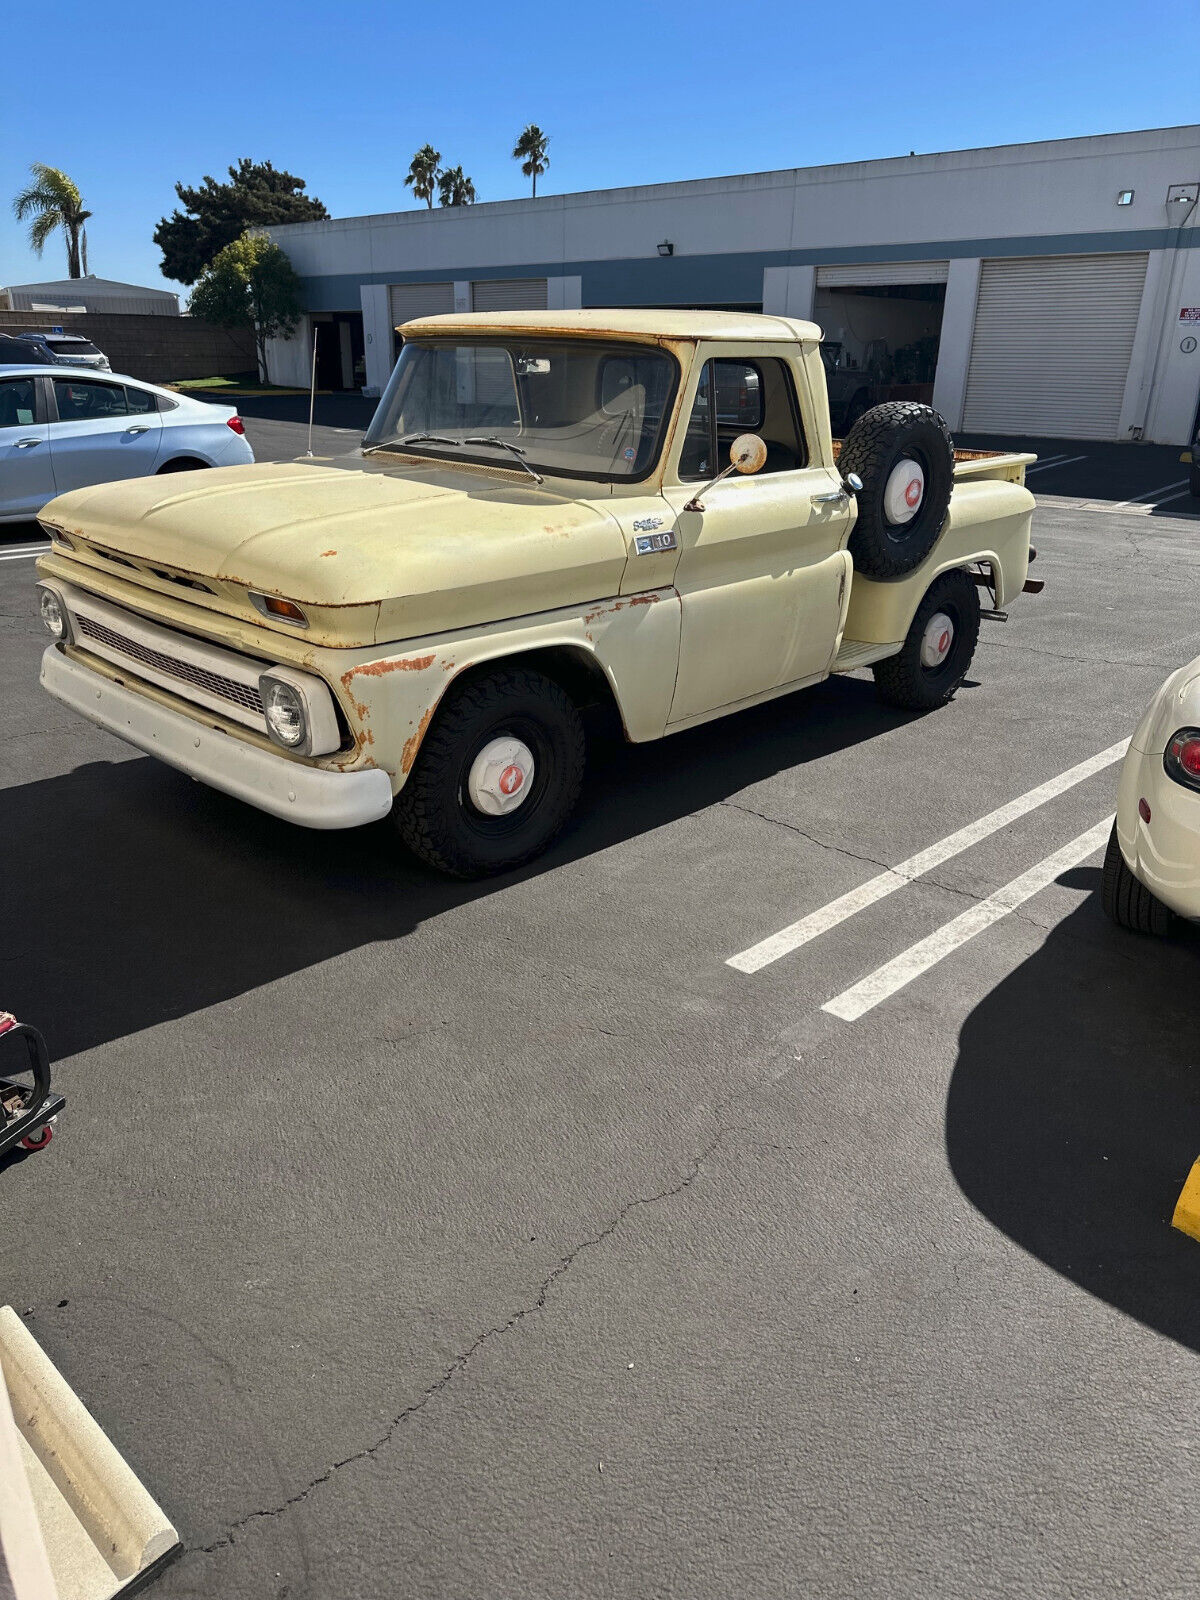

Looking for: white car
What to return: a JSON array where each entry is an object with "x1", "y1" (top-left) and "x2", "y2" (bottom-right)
[
  {"x1": 0, "y1": 366, "x2": 254, "y2": 524},
  {"x1": 1104, "y1": 655, "x2": 1200, "y2": 934}
]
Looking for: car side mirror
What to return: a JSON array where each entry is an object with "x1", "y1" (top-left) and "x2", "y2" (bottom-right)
[{"x1": 683, "y1": 433, "x2": 768, "y2": 512}]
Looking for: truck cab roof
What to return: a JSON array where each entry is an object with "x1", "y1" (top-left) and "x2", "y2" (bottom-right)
[{"x1": 399, "y1": 308, "x2": 824, "y2": 344}]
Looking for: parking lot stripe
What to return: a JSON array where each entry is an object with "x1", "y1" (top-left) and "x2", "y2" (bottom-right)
[
  {"x1": 1111, "y1": 479, "x2": 1189, "y2": 509},
  {"x1": 1025, "y1": 454, "x2": 1087, "y2": 475},
  {"x1": 821, "y1": 815, "x2": 1113, "y2": 1022},
  {"x1": 726, "y1": 741, "x2": 1129, "y2": 973},
  {"x1": 0, "y1": 546, "x2": 48, "y2": 562}
]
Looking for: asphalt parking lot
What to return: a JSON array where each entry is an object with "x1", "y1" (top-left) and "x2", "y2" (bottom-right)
[{"x1": 3, "y1": 412, "x2": 1200, "y2": 1599}]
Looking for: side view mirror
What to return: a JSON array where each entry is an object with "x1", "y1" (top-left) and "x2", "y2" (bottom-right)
[{"x1": 683, "y1": 433, "x2": 767, "y2": 512}]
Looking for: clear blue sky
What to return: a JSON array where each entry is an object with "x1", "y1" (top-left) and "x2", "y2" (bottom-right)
[{"x1": 4, "y1": 0, "x2": 1196, "y2": 299}]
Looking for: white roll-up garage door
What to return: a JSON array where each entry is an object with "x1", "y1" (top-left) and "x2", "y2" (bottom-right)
[
  {"x1": 388, "y1": 281, "x2": 454, "y2": 327},
  {"x1": 471, "y1": 278, "x2": 548, "y2": 312},
  {"x1": 816, "y1": 261, "x2": 949, "y2": 287},
  {"x1": 962, "y1": 253, "x2": 1148, "y2": 439}
]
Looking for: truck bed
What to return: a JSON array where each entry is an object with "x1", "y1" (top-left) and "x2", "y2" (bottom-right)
[{"x1": 832, "y1": 439, "x2": 1036, "y2": 486}]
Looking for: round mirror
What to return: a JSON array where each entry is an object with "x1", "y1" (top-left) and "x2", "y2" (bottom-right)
[{"x1": 731, "y1": 433, "x2": 768, "y2": 474}]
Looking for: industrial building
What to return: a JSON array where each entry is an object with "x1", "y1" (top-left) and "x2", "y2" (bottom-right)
[
  {"x1": 265, "y1": 125, "x2": 1200, "y2": 445},
  {"x1": 0, "y1": 276, "x2": 181, "y2": 316}
]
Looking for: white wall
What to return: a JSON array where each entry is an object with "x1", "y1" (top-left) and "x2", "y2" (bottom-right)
[
  {"x1": 931, "y1": 258, "x2": 982, "y2": 430},
  {"x1": 264, "y1": 316, "x2": 312, "y2": 388}
]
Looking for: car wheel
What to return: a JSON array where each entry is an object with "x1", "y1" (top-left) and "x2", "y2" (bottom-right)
[
  {"x1": 1100, "y1": 821, "x2": 1172, "y2": 935},
  {"x1": 156, "y1": 458, "x2": 208, "y2": 474},
  {"x1": 393, "y1": 666, "x2": 586, "y2": 878},
  {"x1": 840, "y1": 402, "x2": 956, "y2": 579},
  {"x1": 872, "y1": 568, "x2": 980, "y2": 711}
]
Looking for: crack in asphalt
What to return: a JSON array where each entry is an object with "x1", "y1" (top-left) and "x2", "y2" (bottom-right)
[
  {"x1": 196, "y1": 1127, "x2": 725, "y2": 1557},
  {"x1": 716, "y1": 799, "x2": 1078, "y2": 936},
  {"x1": 976, "y1": 636, "x2": 1181, "y2": 669}
]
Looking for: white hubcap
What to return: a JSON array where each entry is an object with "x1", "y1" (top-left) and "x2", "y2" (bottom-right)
[
  {"x1": 920, "y1": 611, "x2": 955, "y2": 668},
  {"x1": 883, "y1": 458, "x2": 925, "y2": 525},
  {"x1": 467, "y1": 735, "x2": 535, "y2": 816}
]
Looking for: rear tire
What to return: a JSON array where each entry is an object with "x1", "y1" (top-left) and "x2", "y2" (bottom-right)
[
  {"x1": 393, "y1": 667, "x2": 585, "y2": 878},
  {"x1": 873, "y1": 569, "x2": 980, "y2": 710},
  {"x1": 1101, "y1": 822, "x2": 1172, "y2": 935},
  {"x1": 840, "y1": 402, "x2": 955, "y2": 579},
  {"x1": 156, "y1": 458, "x2": 208, "y2": 473}
]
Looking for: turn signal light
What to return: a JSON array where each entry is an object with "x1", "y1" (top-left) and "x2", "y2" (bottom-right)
[
  {"x1": 248, "y1": 591, "x2": 309, "y2": 628},
  {"x1": 226, "y1": 416, "x2": 245, "y2": 435},
  {"x1": 1164, "y1": 728, "x2": 1200, "y2": 792}
]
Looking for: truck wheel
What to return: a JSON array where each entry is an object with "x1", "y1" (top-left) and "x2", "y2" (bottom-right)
[
  {"x1": 840, "y1": 402, "x2": 955, "y2": 579},
  {"x1": 872, "y1": 568, "x2": 980, "y2": 710},
  {"x1": 394, "y1": 667, "x2": 585, "y2": 878},
  {"x1": 1100, "y1": 822, "x2": 1172, "y2": 936}
]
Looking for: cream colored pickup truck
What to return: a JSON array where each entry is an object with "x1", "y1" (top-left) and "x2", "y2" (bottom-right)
[{"x1": 36, "y1": 310, "x2": 1037, "y2": 876}]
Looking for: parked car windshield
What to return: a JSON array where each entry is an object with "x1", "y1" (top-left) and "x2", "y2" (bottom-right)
[{"x1": 363, "y1": 338, "x2": 678, "y2": 482}]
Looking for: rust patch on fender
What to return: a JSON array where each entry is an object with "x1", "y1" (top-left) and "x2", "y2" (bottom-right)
[
  {"x1": 319, "y1": 549, "x2": 337, "y2": 557},
  {"x1": 349, "y1": 653, "x2": 437, "y2": 679},
  {"x1": 401, "y1": 705, "x2": 435, "y2": 774},
  {"x1": 628, "y1": 592, "x2": 659, "y2": 606}
]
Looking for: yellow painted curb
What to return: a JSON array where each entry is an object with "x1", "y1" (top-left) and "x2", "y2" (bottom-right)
[{"x1": 1171, "y1": 1157, "x2": 1200, "y2": 1242}]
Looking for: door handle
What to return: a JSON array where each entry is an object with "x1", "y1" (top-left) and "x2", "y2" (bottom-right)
[
  {"x1": 125, "y1": 425, "x2": 151, "y2": 435},
  {"x1": 811, "y1": 487, "x2": 848, "y2": 504},
  {"x1": 15, "y1": 438, "x2": 42, "y2": 449}
]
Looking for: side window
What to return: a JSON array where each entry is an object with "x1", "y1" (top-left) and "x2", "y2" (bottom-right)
[
  {"x1": 125, "y1": 386, "x2": 157, "y2": 414},
  {"x1": 0, "y1": 378, "x2": 37, "y2": 430},
  {"x1": 53, "y1": 379, "x2": 128, "y2": 422},
  {"x1": 679, "y1": 357, "x2": 807, "y2": 480}
]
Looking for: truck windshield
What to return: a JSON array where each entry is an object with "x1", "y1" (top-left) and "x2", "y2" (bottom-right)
[{"x1": 363, "y1": 338, "x2": 678, "y2": 482}]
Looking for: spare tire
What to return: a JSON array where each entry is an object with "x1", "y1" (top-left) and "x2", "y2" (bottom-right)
[{"x1": 839, "y1": 402, "x2": 955, "y2": 579}]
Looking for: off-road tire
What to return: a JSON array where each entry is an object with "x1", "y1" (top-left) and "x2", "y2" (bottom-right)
[
  {"x1": 872, "y1": 568, "x2": 980, "y2": 710},
  {"x1": 1101, "y1": 821, "x2": 1172, "y2": 936},
  {"x1": 840, "y1": 402, "x2": 955, "y2": 579},
  {"x1": 393, "y1": 667, "x2": 585, "y2": 878}
]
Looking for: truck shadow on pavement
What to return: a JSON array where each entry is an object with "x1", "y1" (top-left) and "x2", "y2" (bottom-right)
[
  {"x1": 7, "y1": 674, "x2": 912, "y2": 1061},
  {"x1": 946, "y1": 873, "x2": 1200, "y2": 1353}
]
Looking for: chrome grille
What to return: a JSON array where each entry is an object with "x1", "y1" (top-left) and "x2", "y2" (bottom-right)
[{"x1": 75, "y1": 613, "x2": 264, "y2": 717}]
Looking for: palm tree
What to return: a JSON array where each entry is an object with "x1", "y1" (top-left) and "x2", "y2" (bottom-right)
[
  {"x1": 437, "y1": 166, "x2": 477, "y2": 207},
  {"x1": 12, "y1": 164, "x2": 92, "y2": 278},
  {"x1": 512, "y1": 125, "x2": 549, "y2": 199},
  {"x1": 404, "y1": 145, "x2": 442, "y2": 210}
]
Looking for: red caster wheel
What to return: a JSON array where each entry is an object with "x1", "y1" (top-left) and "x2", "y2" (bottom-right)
[{"x1": 19, "y1": 1125, "x2": 52, "y2": 1151}]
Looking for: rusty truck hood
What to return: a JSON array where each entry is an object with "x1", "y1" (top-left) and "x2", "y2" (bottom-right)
[{"x1": 39, "y1": 459, "x2": 630, "y2": 647}]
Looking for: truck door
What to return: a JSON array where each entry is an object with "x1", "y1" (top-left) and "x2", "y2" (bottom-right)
[{"x1": 661, "y1": 350, "x2": 854, "y2": 726}]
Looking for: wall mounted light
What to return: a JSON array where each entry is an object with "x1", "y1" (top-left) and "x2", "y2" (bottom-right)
[
  {"x1": 1116, "y1": 189, "x2": 1134, "y2": 206},
  {"x1": 657, "y1": 240, "x2": 674, "y2": 257}
]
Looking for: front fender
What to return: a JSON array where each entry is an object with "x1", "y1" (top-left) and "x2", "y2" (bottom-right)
[{"x1": 321, "y1": 589, "x2": 683, "y2": 791}]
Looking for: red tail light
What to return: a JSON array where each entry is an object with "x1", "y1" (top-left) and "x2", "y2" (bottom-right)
[
  {"x1": 1164, "y1": 728, "x2": 1200, "y2": 792},
  {"x1": 226, "y1": 415, "x2": 245, "y2": 436}
]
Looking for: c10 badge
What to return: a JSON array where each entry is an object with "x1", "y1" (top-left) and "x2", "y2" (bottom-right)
[{"x1": 634, "y1": 528, "x2": 678, "y2": 555}]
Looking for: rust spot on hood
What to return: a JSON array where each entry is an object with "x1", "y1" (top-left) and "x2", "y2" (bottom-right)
[
  {"x1": 401, "y1": 705, "x2": 435, "y2": 774},
  {"x1": 319, "y1": 549, "x2": 337, "y2": 557}
]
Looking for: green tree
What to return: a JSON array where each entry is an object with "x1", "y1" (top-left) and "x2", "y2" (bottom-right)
[
  {"x1": 188, "y1": 234, "x2": 303, "y2": 384},
  {"x1": 404, "y1": 145, "x2": 442, "y2": 210},
  {"x1": 512, "y1": 125, "x2": 549, "y2": 199},
  {"x1": 154, "y1": 159, "x2": 327, "y2": 285},
  {"x1": 12, "y1": 164, "x2": 92, "y2": 278},
  {"x1": 437, "y1": 166, "x2": 477, "y2": 207}
]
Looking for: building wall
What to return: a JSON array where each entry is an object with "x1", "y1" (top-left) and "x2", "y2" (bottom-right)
[
  {"x1": 265, "y1": 126, "x2": 1200, "y2": 441},
  {"x1": 0, "y1": 310, "x2": 256, "y2": 384},
  {"x1": 5, "y1": 280, "x2": 180, "y2": 315}
]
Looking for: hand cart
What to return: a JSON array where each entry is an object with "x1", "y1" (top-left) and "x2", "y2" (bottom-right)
[{"x1": 0, "y1": 1013, "x2": 63, "y2": 1158}]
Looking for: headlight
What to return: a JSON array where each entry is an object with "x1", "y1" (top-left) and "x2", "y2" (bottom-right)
[
  {"x1": 37, "y1": 584, "x2": 71, "y2": 643},
  {"x1": 262, "y1": 680, "x2": 306, "y2": 748}
]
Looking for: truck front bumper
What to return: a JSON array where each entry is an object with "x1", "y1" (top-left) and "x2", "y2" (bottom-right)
[{"x1": 41, "y1": 645, "x2": 394, "y2": 831}]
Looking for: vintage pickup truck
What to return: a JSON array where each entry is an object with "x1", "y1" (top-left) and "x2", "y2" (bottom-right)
[{"x1": 35, "y1": 309, "x2": 1037, "y2": 876}]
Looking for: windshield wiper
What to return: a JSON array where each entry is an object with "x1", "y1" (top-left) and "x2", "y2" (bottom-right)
[
  {"x1": 462, "y1": 437, "x2": 545, "y2": 485},
  {"x1": 362, "y1": 432, "x2": 460, "y2": 456}
]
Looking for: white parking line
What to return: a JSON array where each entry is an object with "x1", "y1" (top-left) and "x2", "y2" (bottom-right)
[
  {"x1": 726, "y1": 740, "x2": 1129, "y2": 974},
  {"x1": 1111, "y1": 479, "x2": 1188, "y2": 509},
  {"x1": 822, "y1": 816, "x2": 1113, "y2": 1022},
  {"x1": 1025, "y1": 454, "x2": 1088, "y2": 475},
  {"x1": 0, "y1": 545, "x2": 48, "y2": 562}
]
